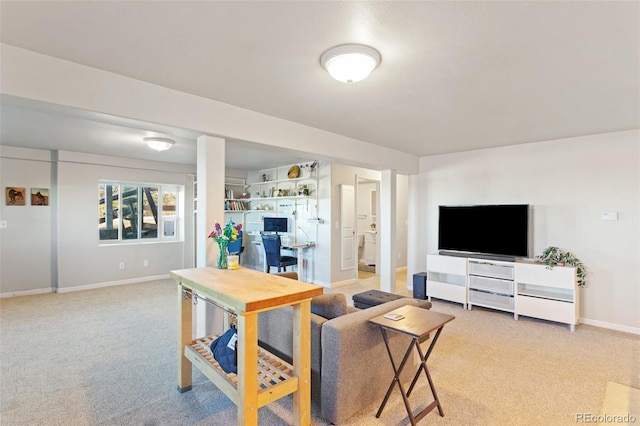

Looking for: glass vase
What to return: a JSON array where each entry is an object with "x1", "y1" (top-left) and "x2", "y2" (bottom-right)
[{"x1": 217, "y1": 241, "x2": 229, "y2": 269}]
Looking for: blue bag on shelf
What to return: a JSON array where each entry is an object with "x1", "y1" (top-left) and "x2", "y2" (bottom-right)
[{"x1": 210, "y1": 325, "x2": 238, "y2": 374}]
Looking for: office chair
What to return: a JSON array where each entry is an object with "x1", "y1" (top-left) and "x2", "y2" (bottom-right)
[
  {"x1": 227, "y1": 231, "x2": 244, "y2": 264},
  {"x1": 261, "y1": 234, "x2": 297, "y2": 273}
]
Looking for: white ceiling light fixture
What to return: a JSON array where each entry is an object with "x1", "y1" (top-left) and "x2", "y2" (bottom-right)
[
  {"x1": 144, "y1": 137, "x2": 175, "y2": 151},
  {"x1": 320, "y1": 44, "x2": 381, "y2": 84}
]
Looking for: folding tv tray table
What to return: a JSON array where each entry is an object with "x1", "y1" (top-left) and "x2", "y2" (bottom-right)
[
  {"x1": 369, "y1": 305, "x2": 455, "y2": 425},
  {"x1": 171, "y1": 267, "x2": 323, "y2": 425}
]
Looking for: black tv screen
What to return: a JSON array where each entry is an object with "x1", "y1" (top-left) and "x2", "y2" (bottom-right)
[
  {"x1": 263, "y1": 217, "x2": 288, "y2": 233},
  {"x1": 438, "y1": 204, "x2": 529, "y2": 258}
]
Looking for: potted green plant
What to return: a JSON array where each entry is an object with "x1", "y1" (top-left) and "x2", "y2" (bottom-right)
[{"x1": 536, "y1": 246, "x2": 587, "y2": 287}]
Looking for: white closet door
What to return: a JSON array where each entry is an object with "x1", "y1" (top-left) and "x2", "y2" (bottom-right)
[{"x1": 340, "y1": 184, "x2": 355, "y2": 270}]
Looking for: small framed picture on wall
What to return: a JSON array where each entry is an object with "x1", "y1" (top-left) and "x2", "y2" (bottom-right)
[
  {"x1": 5, "y1": 187, "x2": 26, "y2": 206},
  {"x1": 31, "y1": 188, "x2": 50, "y2": 206}
]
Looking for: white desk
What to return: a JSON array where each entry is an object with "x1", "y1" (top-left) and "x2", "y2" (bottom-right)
[{"x1": 282, "y1": 242, "x2": 315, "y2": 282}]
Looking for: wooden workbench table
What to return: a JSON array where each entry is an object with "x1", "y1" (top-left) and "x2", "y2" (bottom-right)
[{"x1": 171, "y1": 267, "x2": 323, "y2": 425}]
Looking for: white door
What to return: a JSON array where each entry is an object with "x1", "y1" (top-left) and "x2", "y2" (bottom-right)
[{"x1": 341, "y1": 184, "x2": 356, "y2": 270}]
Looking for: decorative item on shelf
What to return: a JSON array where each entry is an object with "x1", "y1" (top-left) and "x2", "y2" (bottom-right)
[
  {"x1": 287, "y1": 165, "x2": 300, "y2": 179},
  {"x1": 300, "y1": 160, "x2": 318, "y2": 177},
  {"x1": 297, "y1": 184, "x2": 310, "y2": 196},
  {"x1": 536, "y1": 246, "x2": 587, "y2": 287},
  {"x1": 208, "y1": 220, "x2": 242, "y2": 269}
]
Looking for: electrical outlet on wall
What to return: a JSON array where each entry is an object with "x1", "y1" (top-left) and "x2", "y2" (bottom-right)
[
  {"x1": 143, "y1": 259, "x2": 149, "y2": 267},
  {"x1": 119, "y1": 262, "x2": 125, "y2": 270}
]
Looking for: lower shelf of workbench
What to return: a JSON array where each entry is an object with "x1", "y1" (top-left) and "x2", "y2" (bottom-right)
[{"x1": 184, "y1": 335, "x2": 299, "y2": 408}]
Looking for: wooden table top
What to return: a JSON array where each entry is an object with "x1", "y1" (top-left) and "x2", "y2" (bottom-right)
[
  {"x1": 171, "y1": 267, "x2": 324, "y2": 313},
  {"x1": 369, "y1": 305, "x2": 455, "y2": 338}
]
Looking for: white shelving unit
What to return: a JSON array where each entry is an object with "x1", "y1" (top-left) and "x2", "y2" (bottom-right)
[
  {"x1": 514, "y1": 262, "x2": 579, "y2": 331},
  {"x1": 426, "y1": 254, "x2": 468, "y2": 309},
  {"x1": 224, "y1": 163, "x2": 320, "y2": 276},
  {"x1": 426, "y1": 254, "x2": 579, "y2": 331},
  {"x1": 224, "y1": 177, "x2": 250, "y2": 213}
]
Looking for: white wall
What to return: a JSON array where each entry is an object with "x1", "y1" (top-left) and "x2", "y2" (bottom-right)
[
  {"x1": 1, "y1": 147, "x2": 196, "y2": 294},
  {"x1": 0, "y1": 147, "x2": 53, "y2": 294},
  {"x1": 414, "y1": 130, "x2": 639, "y2": 331}
]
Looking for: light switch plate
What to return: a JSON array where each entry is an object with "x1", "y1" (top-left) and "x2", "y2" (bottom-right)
[{"x1": 0, "y1": 220, "x2": 7, "y2": 229}]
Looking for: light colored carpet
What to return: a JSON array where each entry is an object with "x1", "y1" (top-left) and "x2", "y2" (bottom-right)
[{"x1": 1, "y1": 278, "x2": 639, "y2": 425}]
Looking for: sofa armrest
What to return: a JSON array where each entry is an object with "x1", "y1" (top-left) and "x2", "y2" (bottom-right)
[
  {"x1": 319, "y1": 298, "x2": 424, "y2": 424},
  {"x1": 346, "y1": 306, "x2": 360, "y2": 314}
]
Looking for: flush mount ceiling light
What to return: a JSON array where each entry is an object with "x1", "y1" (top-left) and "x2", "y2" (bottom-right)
[
  {"x1": 320, "y1": 43, "x2": 381, "y2": 84},
  {"x1": 144, "y1": 137, "x2": 175, "y2": 151}
]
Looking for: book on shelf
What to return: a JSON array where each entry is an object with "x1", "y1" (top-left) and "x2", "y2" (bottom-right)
[{"x1": 224, "y1": 200, "x2": 247, "y2": 211}]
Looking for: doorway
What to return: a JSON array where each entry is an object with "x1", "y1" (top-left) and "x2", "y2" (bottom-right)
[{"x1": 356, "y1": 178, "x2": 379, "y2": 280}]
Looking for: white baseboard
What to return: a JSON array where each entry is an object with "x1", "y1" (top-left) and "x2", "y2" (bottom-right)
[
  {"x1": 580, "y1": 317, "x2": 640, "y2": 336},
  {"x1": 56, "y1": 275, "x2": 170, "y2": 293},
  {"x1": 0, "y1": 287, "x2": 54, "y2": 298},
  {"x1": 329, "y1": 278, "x2": 359, "y2": 289}
]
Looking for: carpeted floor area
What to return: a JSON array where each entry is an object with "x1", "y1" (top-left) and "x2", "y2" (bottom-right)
[{"x1": 1, "y1": 278, "x2": 638, "y2": 425}]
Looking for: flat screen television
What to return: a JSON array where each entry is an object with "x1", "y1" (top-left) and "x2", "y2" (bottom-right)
[
  {"x1": 263, "y1": 217, "x2": 288, "y2": 233},
  {"x1": 438, "y1": 204, "x2": 529, "y2": 259}
]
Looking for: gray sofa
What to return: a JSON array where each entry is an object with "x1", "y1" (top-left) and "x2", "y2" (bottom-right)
[{"x1": 258, "y1": 294, "x2": 432, "y2": 424}]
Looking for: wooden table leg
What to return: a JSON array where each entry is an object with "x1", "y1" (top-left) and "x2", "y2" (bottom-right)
[
  {"x1": 292, "y1": 299, "x2": 312, "y2": 426},
  {"x1": 375, "y1": 329, "x2": 419, "y2": 423},
  {"x1": 177, "y1": 283, "x2": 193, "y2": 393},
  {"x1": 237, "y1": 312, "x2": 258, "y2": 425}
]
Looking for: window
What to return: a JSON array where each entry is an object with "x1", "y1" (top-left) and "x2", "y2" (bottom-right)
[{"x1": 98, "y1": 181, "x2": 182, "y2": 242}]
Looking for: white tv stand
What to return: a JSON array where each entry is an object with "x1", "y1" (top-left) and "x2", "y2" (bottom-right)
[{"x1": 426, "y1": 254, "x2": 579, "y2": 331}]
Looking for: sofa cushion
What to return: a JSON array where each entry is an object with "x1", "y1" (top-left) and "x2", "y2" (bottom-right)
[{"x1": 311, "y1": 293, "x2": 348, "y2": 319}]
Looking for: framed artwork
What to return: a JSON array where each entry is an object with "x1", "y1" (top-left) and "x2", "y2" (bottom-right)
[
  {"x1": 31, "y1": 188, "x2": 50, "y2": 206},
  {"x1": 5, "y1": 187, "x2": 26, "y2": 206}
]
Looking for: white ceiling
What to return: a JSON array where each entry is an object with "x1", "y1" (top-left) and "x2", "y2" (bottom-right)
[{"x1": 1, "y1": 1, "x2": 638, "y2": 168}]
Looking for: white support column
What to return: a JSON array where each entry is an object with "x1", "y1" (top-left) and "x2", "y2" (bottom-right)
[
  {"x1": 407, "y1": 173, "x2": 426, "y2": 291},
  {"x1": 196, "y1": 135, "x2": 226, "y2": 337},
  {"x1": 379, "y1": 169, "x2": 397, "y2": 293}
]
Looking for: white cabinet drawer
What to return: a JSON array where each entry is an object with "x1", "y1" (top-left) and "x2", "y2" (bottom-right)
[
  {"x1": 516, "y1": 295, "x2": 577, "y2": 325},
  {"x1": 469, "y1": 289, "x2": 514, "y2": 311},
  {"x1": 469, "y1": 260, "x2": 514, "y2": 280},
  {"x1": 427, "y1": 280, "x2": 467, "y2": 305},
  {"x1": 469, "y1": 275, "x2": 513, "y2": 295},
  {"x1": 515, "y1": 263, "x2": 576, "y2": 289},
  {"x1": 427, "y1": 254, "x2": 467, "y2": 275}
]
